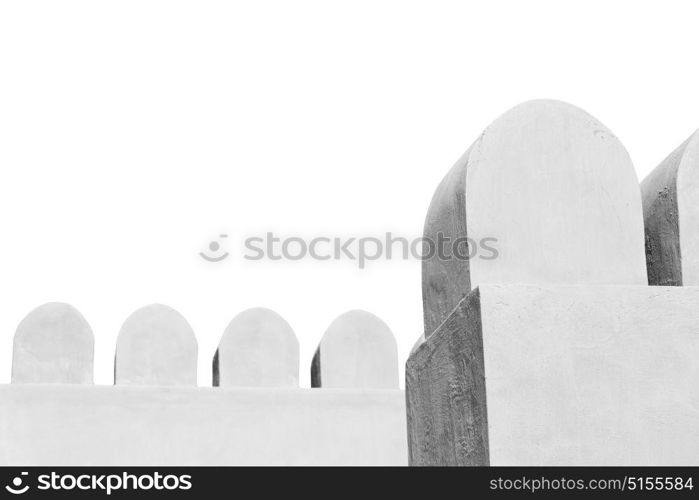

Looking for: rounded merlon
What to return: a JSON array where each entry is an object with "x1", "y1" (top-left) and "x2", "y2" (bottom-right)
[
  {"x1": 641, "y1": 129, "x2": 699, "y2": 286},
  {"x1": 214, "y1": 307, "x2": 299, "y2": 388},
  {"x1": 115, "y1": 304, "x2": 198, "y2": 386},
  {"x1": 312, "y1": 310, "x2": 398, "y2": 389},
  {"x1": 423, "y1": 99, "x2": 647, "y2": 336},
  {"x1": 12, "y1": 302, "x2": 94, "y2": 384}
]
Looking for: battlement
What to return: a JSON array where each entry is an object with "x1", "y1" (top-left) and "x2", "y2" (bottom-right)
[
  {"x1": 4, "y1": 99, "x2": 699, "y2": 467},
  {"x1": 1, "y1": 304, "x2": 406, "y2": 465}
]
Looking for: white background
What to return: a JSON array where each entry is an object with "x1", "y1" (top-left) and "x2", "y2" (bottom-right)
[{"x1": 1, "y1": 1, "x2": 698, "y2": 387}]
